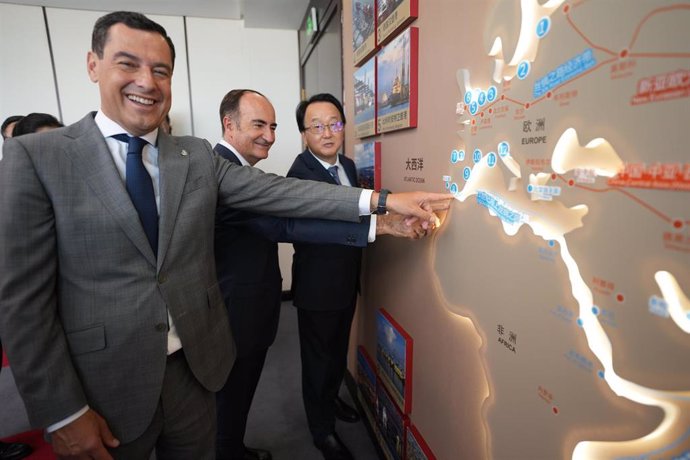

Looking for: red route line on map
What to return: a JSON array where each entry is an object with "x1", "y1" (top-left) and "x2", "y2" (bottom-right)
[
  {"x1": 502, "y1": 96, "x2": 524, "y2": 107},
  {"x1": 554, "y1": 174, "x2": 675, "y2": 224},
  {"x1": 629, "y1": 4, "x2": 690, "y2": 50},
  {"x1": 565, "y1": 11, "x2": 616, "y2": 56},
  {"x1": 629, "y1": 52, "x2": 690, "y2": 59},
  {"x1": 469, "y1": 4, "x2": 689, "y2": 117},
  {"x1": 493, "y1": 58, "x2": 616, "y2": 108},
  {"x1": 547, "y1": 57, "x2": 617, "y2": 97}
]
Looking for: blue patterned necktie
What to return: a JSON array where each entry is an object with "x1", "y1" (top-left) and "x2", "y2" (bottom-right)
[
  {"x1": 112, "y1": 134, "x2": 158, "y2": 256},
  {"x1": 328, "y1": 165, "x2": 342, "y2": 185}
]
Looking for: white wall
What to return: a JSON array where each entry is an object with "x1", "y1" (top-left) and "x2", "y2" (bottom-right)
[
  {"x1": 0, "y1": 4, "x2": 60, "y2": 124},
  {"x1": 185, "y1": 18, "x2": 302, "y2": 175},
  {"x1": 0, "y1": 4, "x2": 301, "y2": 289},
  {"x1": 0, "y1": 5, "x2": 301, "y2": 159}
]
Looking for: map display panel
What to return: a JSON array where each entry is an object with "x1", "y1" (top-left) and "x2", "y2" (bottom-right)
[
  {"x1": 347, "y1": 1, "x2": 690, "y2": 459},
  {"x1": 435, "y1": 1, "x2": 690, "y2": 458}
]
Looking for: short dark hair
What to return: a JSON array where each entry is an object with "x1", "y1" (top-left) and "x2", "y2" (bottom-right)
[
  {"x1": 218, "y1": 89, "x2": 267, "y2": 133},
  {"x1": 92, "y1": 11, "x2": 176, "y2": 68},
  {"x1": 295, "y1": 93, "x2": 346, "y2": 132},
  {"x1": 11, "y1": 113, "x2": 63, "y2": 137},
  {"x1": 1, "y1": 115, "x2": 23, "y2": 139}
]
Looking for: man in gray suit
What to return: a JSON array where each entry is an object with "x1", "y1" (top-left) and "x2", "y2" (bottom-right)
[{"x1": 0, "y1": 11, "x2": 449, "y2": 460}]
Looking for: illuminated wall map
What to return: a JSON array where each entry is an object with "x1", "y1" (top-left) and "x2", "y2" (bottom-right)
[
  {"x1": 437, "y1": 0, "x2": 690, "y2": 458},
  {"x1": 345, "y1": 1, "x2": 690, "y2": 459}
]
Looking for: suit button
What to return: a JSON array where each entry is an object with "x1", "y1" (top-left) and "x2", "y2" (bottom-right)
[
  {"x1": 158, "y1": 274, "x2": 167, "y2": 284},
  {"x1": 155, "y1": 323, "x2": 167, "y2": 332}
]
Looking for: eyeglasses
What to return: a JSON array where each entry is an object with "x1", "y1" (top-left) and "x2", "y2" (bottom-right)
[{"x1": 306, "y1": 121, "x2": 344, "y2": 134}]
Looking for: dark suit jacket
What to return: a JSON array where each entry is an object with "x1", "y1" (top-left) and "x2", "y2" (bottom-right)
[
  {"x1": 287, "y1": 150, "x2": 363, "y2": 311},
  {"x1": 213, "y1": 144, "x2": 369, "y2": 355},
  {"x1": 0, "y1": 113, "x2": 364, "y2": 442}
]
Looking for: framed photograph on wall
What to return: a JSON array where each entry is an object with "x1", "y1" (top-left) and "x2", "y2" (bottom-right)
[
  {"x1": 356, "y1": 346, "x2": 378, "y2": 429},
  {"x1": 354, "y1": 141, "x2": 381, "y2": 191},
  {"x1": 376, "y1": 383, "x2": 408, "y2": 460},
  {"x1": 353, "y1": 0, "x2": 377, "y2": 65},
  {"x1": 377, "y1": 0, "x2": 418, "y2": 46},
  {"x1": 354, "y1": 56, "x2": 377, "y2": 138},
  {"x1": 376, "y1": 308, "x2": 413, "y2": 414},
  {"x1": 405, "y1": 424, "x2": 437, "y2": 460},
  {"x1": 376, "y1": 27, "x2": 418, "y2": 134}
]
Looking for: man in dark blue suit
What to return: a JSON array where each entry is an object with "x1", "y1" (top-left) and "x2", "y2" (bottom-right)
[
  {"x1": 287, "y1": 93, "x2": 374, "y2": 460},
  {"x1": 213, "y1": 90, "x2": 421, "y2": 460}
]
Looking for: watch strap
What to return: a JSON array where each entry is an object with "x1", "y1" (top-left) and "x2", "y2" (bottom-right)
[{"x1": 374, "y1": 189, "x2": 391, "y2": 215}]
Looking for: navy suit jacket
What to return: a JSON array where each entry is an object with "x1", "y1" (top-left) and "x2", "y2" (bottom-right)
[
  {"x1": 214, "y1": 144, "x2": 369, "y2": 354},
  {"x1": 287, "y1": 150, "x2": 363, "y2": 311}
]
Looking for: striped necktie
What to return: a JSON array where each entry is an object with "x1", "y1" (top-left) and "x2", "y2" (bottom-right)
[{"x1": 328, "y1": 165, "x2": 342, "y2": 185}]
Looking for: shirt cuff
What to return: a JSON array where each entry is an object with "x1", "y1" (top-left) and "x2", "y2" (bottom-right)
[
  {"x1": 358, "y1": 189, "x2": 374, "y2": 215},
  {"x1": 46, "y1": 405, "x2": 89, "y2": 433},
  {"x1": 368, "y1": 215, "x2": 377, "y2": 243}
]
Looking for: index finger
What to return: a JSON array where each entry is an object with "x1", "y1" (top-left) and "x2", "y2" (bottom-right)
[{"x1": 420, "y1": 193, "x2": 454, "y2": 211}]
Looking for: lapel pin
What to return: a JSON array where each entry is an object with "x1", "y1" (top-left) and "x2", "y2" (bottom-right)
[{"x1": 180, "y1": 149, "x2": 188, "y2": 156}]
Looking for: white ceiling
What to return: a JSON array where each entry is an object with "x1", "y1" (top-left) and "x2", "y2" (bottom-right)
[{"x1": 2, "y1": 0, "x2": 311, "y2": 29}]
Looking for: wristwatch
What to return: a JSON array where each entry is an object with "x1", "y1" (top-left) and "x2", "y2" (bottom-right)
[{"x1": 373, "y1": 189, "x2": 391, "y2": 215}]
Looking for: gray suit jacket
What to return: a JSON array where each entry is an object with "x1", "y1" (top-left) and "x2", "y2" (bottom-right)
[{"x1": 0, "y1": 113, "x2": 362, "y2": 442}]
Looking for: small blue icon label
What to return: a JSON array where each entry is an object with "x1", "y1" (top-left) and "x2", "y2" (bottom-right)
[
  {"x1": 469, "y1": 101, "x2": 478, "y2": 115},
  {"x1": 527, "y1": 184, "x2": 534, "y2": 192},
  {"x1": 478, "y1": 91, "x2": 487, "y2": 106},
  {"x1": 517, "y1": 60, "x2": 530, "y2": 80},
  {"x1": 464, "y1": 91, "x2": 472, "y2": 105},
  {"x1": 498, "y1": 141, "x2": 510, "y2": 157},
  {"x1": 450, "y1": 182, "x2": 458, "y2": 193},
  {"x1": 463, "y1": 167, "x2": 471, "y2": 181},
  {"x1": 487, "y1": 86, "x2": 497, "y2": 102},
  {"x1": 451, "y1": 150, "x2": 459, "y2": 163},
  {"x1": 458, "y1": 150, "x2": 466, "y2": 161},
  {"x1": 536, "y1": 17, "x2": 551, "y2": 38},
  {"x1": 473, "y1": 149, "x2": 482, "y2": 164},
  {"x1": 487, "y1": 152, "x2": 497, "y2": 168}
]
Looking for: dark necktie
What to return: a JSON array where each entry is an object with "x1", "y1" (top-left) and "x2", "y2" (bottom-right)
[
  {"x1": 112, "y1": 134, "x2": 158, "y2": 256},
  {"x1": 328, "y1": 165, "x2": 342, "y2": 185}
]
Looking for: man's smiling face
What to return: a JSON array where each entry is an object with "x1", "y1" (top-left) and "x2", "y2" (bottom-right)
[
  {"x1": 87, "y1": 23, "x2": 173, "y2": 136},
  {"x1": 225, "y1": 92, "x2": 277, "y2": 166}
]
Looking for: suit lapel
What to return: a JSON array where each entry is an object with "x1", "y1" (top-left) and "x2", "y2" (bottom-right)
[
  {"x1": 300, "y1": 150, "x2": 339, "y2": 185},
  {"x1": 214, "y1": 144, "x2": 242, "y2": 166},
  {"x1": 64, "y1": 114, "x2": 157, "y2": 266},
  {"x1": 157, "y1": 132, "x2": 190, "y2": 269}
]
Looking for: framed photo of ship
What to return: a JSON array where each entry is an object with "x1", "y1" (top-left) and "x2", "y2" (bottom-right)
[
  {"x1": 353, "y1": 0, "x2": 376, "y2": 65},
  {"x1": 354, "y1": 141, "x2": 381, "y2": 191},
  {"x1": 356, "y1": 346, "x2": 378, "y2": 429},
  {"x1": 376, "y1": 383, "x2": 408, "y2": 460},
  {"x1": 376, "y1": 308, "x2": 413, "y2": 414},
  {"x1": 405, "y1": 424, "x2": 436, "y2": 460},
  {"x1": 376, "y1": 0, "x2": 418, "y2": 46},
  {"x1": 354, "y1": 56, "x2": 377, "y2": 138},
  {"x1": 376, "y1": 27, "x2": 418, "y2": 134}
]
